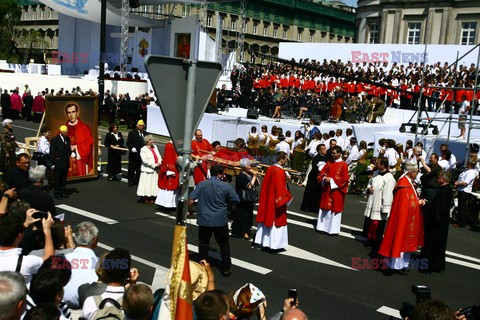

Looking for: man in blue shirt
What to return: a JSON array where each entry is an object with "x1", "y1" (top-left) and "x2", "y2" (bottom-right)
[{"x1": 188, "y1": 166, "x2": 240, "y2": 276}]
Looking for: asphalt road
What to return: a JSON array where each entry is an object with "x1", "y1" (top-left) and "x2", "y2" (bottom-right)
[{"x1": 11, "y1": 119, "x2": 480, "y2": 319}]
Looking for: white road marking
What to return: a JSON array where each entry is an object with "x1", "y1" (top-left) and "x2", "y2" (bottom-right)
[
  {"x1": 60, "y1": 203, "x2": 480, "y2": 272},
  {"x1": 446, "y1": 251, "x2": 480, "y2": 264},
  {"x1": 97, "y1": 242, "x2": 168, "y2": 290},
  {"x1": 13, "y1": 124, "x2": 37, "y2": 132},
  {"x1": 187, "y1": 244, "x2": 272, "y2": 275},
  {"x1": 155, "y1": 211, "x2": 272, "y2": 275},
  {"x1": 99, "y1": 172, "x2": 129, "y2": 183},
  {"x1": 286, "y1": 209, "x2": 362, "y2": 232},
  {"x1": 446, "y1": 257, "x2": 480, "y2": 271},
  {"x1": 254, "y1": 210, "x2": 364, "y2": 240},
  {"x1": 279, "y1": 245, "x2": 358, "y2": 271},
  {"x1": 56, "y1": 204, "x2": 119, "y2": 224},
  {"x1": 376, "y1": 306, "x2": 401, "y2": 319}
]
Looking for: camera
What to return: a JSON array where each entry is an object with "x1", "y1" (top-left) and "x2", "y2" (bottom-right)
[
  {"x1": 458, "y1": 305, "x2": 480, "y2": 320},
  {"x1": 412, "y1": 285, "x2": 431, "y2": 304},
  {"x1": 288, "y1": 289, "x2": 297, "y2": 306},
  {"x1": 32, "y1": 211, "x2": 49, "y2": 220}
]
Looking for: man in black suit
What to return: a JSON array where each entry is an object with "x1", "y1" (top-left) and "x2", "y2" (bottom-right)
[
  {"x1": 1, "y1": 89, "x2": 11, "y2": 120},
  {"x1": 49, "y1": 125, "x2": 71, "y2": 200},
  {"x1": 126, "y1": 119, "x2": 146, "y2": 187},
  {"x1": 22, "y1": 91, "x2": 33, "y2": 121}
]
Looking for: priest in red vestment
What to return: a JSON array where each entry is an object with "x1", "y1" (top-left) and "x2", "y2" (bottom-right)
[
  {"x1": 378, "y1": 160, "x2": 426, "y2": 273},
  {"x1": 254, "y1": 151, "x2": 292, "y2": 251},
  {"x1": 191, "y1": 129, "x2": 212, "y2": 185},
  {"x1": 156, "y1": 141, "x2": 180, "y2": 209},
  {"x1": 316, "y1": 145, "x2": 349, "y2": 235},
  {"x1": 65, "y1": 103, "x2": 94, "y2": 177}
]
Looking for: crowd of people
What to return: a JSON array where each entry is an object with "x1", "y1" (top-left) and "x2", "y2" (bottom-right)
[
  {"x1": 217, "y1": 58, "x2": 480, "y2": 123},
  {"x1": 0, "y1": 84, "x2": 154, "y2": 129},
  {"x1": 0, "y1": 57, "x2": 479, "y2": 318}
]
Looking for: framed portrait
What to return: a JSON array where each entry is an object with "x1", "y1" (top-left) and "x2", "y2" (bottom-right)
[
  {"x1": 175, "y1": 33, "x2": 191, "y2": 59},
  {"x1": 45, "y1": 96, "x2": 98, "y2": 181}
]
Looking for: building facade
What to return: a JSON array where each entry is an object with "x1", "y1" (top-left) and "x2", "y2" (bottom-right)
[
  {"x1": 356, "y1": 0, "x2": 480, "y2": 45},
  {"x1": 16, "y1": 0, "x2": 59, "y2": 60}
]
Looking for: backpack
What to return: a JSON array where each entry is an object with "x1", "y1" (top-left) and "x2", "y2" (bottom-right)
[
  {"x1": 309, "y1": 126, "x2": 320, "y2": 140},
  {"x1": 92, "y1": 296, "x2": 125, "y2": 320}
]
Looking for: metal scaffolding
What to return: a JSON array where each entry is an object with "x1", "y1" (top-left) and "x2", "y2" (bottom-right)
[
  {"x1": 120, "y1": 0, "x2": 130, "y2": 76},
  {"x1": 235, "y1": 0, "x2": 246, "y2": 63}
]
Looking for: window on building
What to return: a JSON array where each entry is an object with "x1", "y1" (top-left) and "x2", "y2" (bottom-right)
[
  {"x1": 242, "y1": 21, "x2": 246, "y2": 33},
  {"x1": 461, "y1": 22, "x2": 476, "y2": 45},
  {"x1": 263, "y1": 25, "x2": 268, "y2": 36},
  {"x1": 230, "y1": 20, "x2": 236, "y2": 31},
  {"x1": 297, "y1": 30, "x2": 302, "y2": 41},
  {"x1": 48, "y1": 8, "x2": 52, "y2": 19},
  {"x1": 273, "y1": 27, "x2": 278, "y2": 38},
  {"x1": 309, "y1": 32, "x2": 315, "y2": 43},
  {"x1": 207, "y1": 15, "x2": 212, "y2": 27},
  {"x1": 182, "y1": 4, "x2": 191, "y2": 17},
  {"x1": 368, "y1": 23, "x2": 379, "y2": 44},
  {"x1": 283, "y1": 29, "x2": 288, "y2": 39},
  {"x1": 253, "y1": 24, "x2": 258, "y2": 35},
  {"x1": 407, "y1": 22, "x2": 421, "y2": 44},
  {"x1": 157, "y1": 5, "x2": 164, "y2": 15},
  {"x1": 40, "y1": 8, "x2": 45, "y2": 20},
  {"x1": 32, "y1": 9, "x2": 36, "y2": 20}
]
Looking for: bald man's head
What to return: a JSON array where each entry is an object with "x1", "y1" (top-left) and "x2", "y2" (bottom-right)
[{"x1": 281, "y1": 309, "x2": 308, "y2": 320}]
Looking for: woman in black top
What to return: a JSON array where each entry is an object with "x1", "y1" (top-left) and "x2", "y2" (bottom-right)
[
  {"x1": 104, "y1": 124, "x2": 125, "y2": 181},
  {"x1": 231, "y1": 158, "x2": 259, "y2": 240}
]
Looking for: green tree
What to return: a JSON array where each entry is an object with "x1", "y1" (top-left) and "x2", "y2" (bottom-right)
[{"x1": 0, "y1": 0, "x2": 22, "y2": 61}]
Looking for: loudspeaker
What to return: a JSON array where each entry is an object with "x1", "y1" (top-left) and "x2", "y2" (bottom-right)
[
  {"x1": 311, "y1": 114, "x2": 321, "y2": 125},
  {"x1": 129, "y1": 0, "x2": 139, "y2": 8},
  {"x1": 247, "y1": 108, "x2": 259, "y2": 119}
]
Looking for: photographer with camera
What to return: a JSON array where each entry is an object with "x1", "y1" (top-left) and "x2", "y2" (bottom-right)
[{"x1": 0, "y1": 206, "x2": 54, "y2": 284}]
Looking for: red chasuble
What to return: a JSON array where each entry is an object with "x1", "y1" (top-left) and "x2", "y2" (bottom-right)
[
  {"x1": 318, "y1": 160, "x2": 349, "y2": 214},
  {"x1": 256, "y1": 165, "x2": 292, "y2": 228},
  {"x1": 158, "y1": 142, "x2": 179, "y2": 190},
  {"x1": 66, "y1": 119, "x2": 94, "y2": 177},
  {"x1": 191, "y1": 138, "x2": 212, "y2": 184},
  {"x1": 378, "y1": 175, "x2": 424, "y2": 259}
]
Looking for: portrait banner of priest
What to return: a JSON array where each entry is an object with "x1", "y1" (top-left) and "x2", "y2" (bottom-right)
[
  {"x1": 175, "y1": 33, "x2": 191, "y2": 59},
  {"x1": 45, "y1": 96, "x2": 98, "y2": 181}
]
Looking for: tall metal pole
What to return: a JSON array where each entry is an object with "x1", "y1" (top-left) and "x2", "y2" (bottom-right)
[
  {"x1": 98, "y1": 0, "x2": 107, "y2": 106},
  {"x1": 464, "y1": 47, "x2": 480, "y2": 167},
  {"x1": 414, "y1": 10, "x2": 429, "y2": 144},
  {"x1": 120, "y1": 0, "x2": 130, "y2": 77},
  {"x1": 447, "y1": 51, "x2": 460, "y2": 144},
  {"x1": 177, "y1": 60, "x2": 197, "y2": 225}
]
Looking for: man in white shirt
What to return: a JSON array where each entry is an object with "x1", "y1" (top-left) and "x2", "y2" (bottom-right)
[
  {"x1": 334, "y1": 129, "x2": 344, "y2": 151},
  {"x1": 345, "y1": 138, "x2": 359, "y2": 165},
  {"x1": 453, "y1": 161, "x2": 477, "y2": 227},
  {"x1": 64, "y1": 221, "x2": 99, "y2": 309},
  {"x1": 82, "y1": 248, "x2": 136, "y2": 320},
  {"x1": 383, "y1": 139, "x2": 399, "y2": 171},
  {"x1": 274, "y1": 135, "x2": 291, "y2": 155},
  {"x1": 344, "y1": 128, "x2": 354, "y2": 152},
  {"x1": 0, "y1": 208, "x2": 54, "y2": 285},
  {"x1": 439, "y1": 144, "x2": 457, "y2": 170}
]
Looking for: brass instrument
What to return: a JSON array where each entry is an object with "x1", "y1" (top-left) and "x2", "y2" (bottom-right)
[{"x1": 367, "y1": 100, "x2": 378, "y2": 123}]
